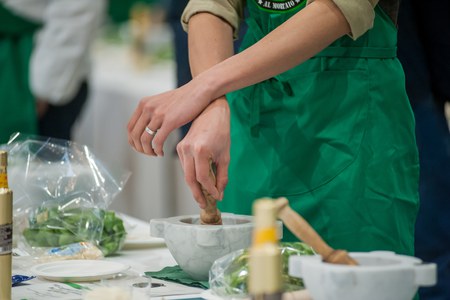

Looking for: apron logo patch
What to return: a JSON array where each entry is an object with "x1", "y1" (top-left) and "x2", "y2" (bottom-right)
[{"x1": 254, "y1": 0, "x2": 306, "y2": 12}]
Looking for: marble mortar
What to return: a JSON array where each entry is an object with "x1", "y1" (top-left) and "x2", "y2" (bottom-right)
[
  {"x1": 150, "y1": 213, "x2": 281, "y2": 281},
  {"x1": 289, "y1": 251, "x2": 437, "y2": 300}
]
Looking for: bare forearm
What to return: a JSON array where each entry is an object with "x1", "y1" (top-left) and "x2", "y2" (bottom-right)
[
  {"x1": 194, "y1": 0, "x2": 350, "y2": 99},
  {"x1": 188, "y1": 13, "x2": 235, "y2": 77}
]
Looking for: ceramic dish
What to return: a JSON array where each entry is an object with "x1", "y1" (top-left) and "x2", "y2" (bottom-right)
[
  {"x1": 30, "y1": 260, "x2": 130, "y2": 282},
  {"x1": 123, "y1": 236, "x2": 165, "y2": 248},
  {"x1": 123, "y1": 226, "x2": 165, "y2": 249},
  {"x1": 120, "y1": 213, "x2": 166, "y2": 249}
]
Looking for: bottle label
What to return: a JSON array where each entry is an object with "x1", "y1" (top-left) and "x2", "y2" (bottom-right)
[
  {"x1": 0, "y1": 223, "x2": 12, "y2": 255},
  {"x1": 0, "y1": 173, "x2": 7, "y2": 188}
]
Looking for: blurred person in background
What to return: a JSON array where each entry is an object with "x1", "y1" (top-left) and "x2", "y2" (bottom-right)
[
  {"x1": 397, "y1": 0, "x2": 450, "y2": 299},
  {"x1": 0, "y1": 0, "x2": 106, "y2": 143}
]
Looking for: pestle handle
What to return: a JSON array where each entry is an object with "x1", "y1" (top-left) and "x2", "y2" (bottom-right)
[
  {"x1": 274, "y1": 198, "x2": 333, "y2": 257},
  {"x1": 274, "y1": 198, "x2": 358, "y2": 265},
  {"x1": 200, "y1": 160, "x2": 222, "y2": 225}
]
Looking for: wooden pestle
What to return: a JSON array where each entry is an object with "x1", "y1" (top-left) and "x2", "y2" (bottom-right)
[
  {"x1": 274, "y1": 197, "x2": 358, "y2": 265},
  {"x1": 200, "y1": 160, "x2": 222, "y2": 225}
]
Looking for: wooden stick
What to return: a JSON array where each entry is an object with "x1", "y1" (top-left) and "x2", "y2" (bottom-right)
[
  {"x1": 274, "y1": 197, "x2": 358, "y2": 265},
  {"x1": 200, "y1": 160, "x2": 222, "y2": 225}
]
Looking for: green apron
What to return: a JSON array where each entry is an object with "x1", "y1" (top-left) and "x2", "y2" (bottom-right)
[
  {"x1": 0, "y1": 4, "x2": 40, "y2": 144},
  {"x1": 220, "y1": 0, "x2": 419, "y2": 256}
]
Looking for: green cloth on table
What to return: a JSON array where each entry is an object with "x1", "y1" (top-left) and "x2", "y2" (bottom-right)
[{"x1": 145, "y1": 266, "x2": 209, "y2": 289}]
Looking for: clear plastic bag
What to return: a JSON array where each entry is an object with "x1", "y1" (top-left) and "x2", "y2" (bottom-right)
[
  {"x1": 1, "y1": 133, "x2": 130, "y2": 257},
  {"x1": 209, "y1": 242, "x2": 315, "y2": 298}
]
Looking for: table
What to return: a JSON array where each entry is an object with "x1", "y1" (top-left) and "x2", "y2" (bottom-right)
[
  {"x1": 12, "y1": 214, "x2": 312, "y2": 300},
  {"x1": 11, "y1": 215, "x2": 205, "y2": 300}
]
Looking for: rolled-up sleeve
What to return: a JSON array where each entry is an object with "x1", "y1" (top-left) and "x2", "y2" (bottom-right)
[
  {"x1": 307, "y1": 0, "x2": 379, "y2": 40},
  {"x1": 181, "y1": 0, "x2": 244, "y2": 39}
]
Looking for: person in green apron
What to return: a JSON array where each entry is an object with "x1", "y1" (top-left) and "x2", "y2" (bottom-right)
[
  {"x1": 0, "y1": 1, "x2": 106, "y2": 144},
  {"x1": 0, "y1": 4, "x2": 40, "y2": 143},
  {"x1": 128, "y1": 0, "x2": 419, "y2": 257}
]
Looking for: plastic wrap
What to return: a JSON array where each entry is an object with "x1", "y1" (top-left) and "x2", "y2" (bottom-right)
[
  {"x1": 209, "y1": 242, "x2": 315, "y2": 298},
  {"x1": 1, "y1": 133, "x2": 130, "y2": 257}
]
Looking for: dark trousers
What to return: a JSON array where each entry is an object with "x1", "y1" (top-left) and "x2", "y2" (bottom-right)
[
  {"x1": 168, "y1": 12, "x2": 192, "y2": 138},
  {"x1": 38, "y1": 81, "x2": 88, "y2": 140},
  {"x1": 397, "y1": 1, "x2": 450, "y2": 299}
]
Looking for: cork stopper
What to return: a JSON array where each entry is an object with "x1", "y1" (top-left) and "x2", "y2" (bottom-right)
[{"x1": 0, "y1": 151, "x2": 6, "y2": 167}]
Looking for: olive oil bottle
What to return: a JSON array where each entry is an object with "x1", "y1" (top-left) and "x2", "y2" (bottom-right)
[
  {"x1": 0, "y1": 151, "x2": 8, "y2": 188},
  {"x1": 248, "y1": 198, "x2": 282, "y2": 300},
  {"x1": 0, "y1": 151, "x2": 12, "y2": 300}
]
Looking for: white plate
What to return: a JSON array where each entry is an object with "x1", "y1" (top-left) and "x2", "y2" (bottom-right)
[{"x1": 30, "y1": 260, "x2": 130, "y2": 282}]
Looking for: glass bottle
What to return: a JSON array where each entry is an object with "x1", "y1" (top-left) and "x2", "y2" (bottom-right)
[
  {"x1": 0, "y1": 189, "x2": 12, "y2": 300},
  {"x1": 0, "y1": 151, "x2": 12, "y2": 299},
  {"x1": 248, "y1": 198, "x2": 282, "y2": 300}
]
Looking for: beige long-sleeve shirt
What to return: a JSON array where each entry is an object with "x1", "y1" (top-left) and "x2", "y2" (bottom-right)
[{"x1": 182, "y1": 0, "x2": 380, "y2": 40}]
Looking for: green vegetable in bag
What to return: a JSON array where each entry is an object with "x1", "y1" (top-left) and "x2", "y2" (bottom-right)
[
  {"x1": 22, "y1": 207, "x2": 127, "y2": 256},
  {"x1": 98, "y1": 210, "x2": 127, "y2": 256},
  {"x1": 210, "y1": 242, "x2": 315, "y2": 297}
]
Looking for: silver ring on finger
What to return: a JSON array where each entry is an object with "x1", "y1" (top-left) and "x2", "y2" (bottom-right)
[{"x1": 145, "y1": 126, "x2": 157, "y2": 136}]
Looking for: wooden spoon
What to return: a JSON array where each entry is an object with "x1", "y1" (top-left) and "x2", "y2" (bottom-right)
[
  {"x1": 274, "y1": 197, "x2": 358, "y2": 265},
  {"x1": 200, "y1": 160, "x2": 222, "y2": 225}
]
